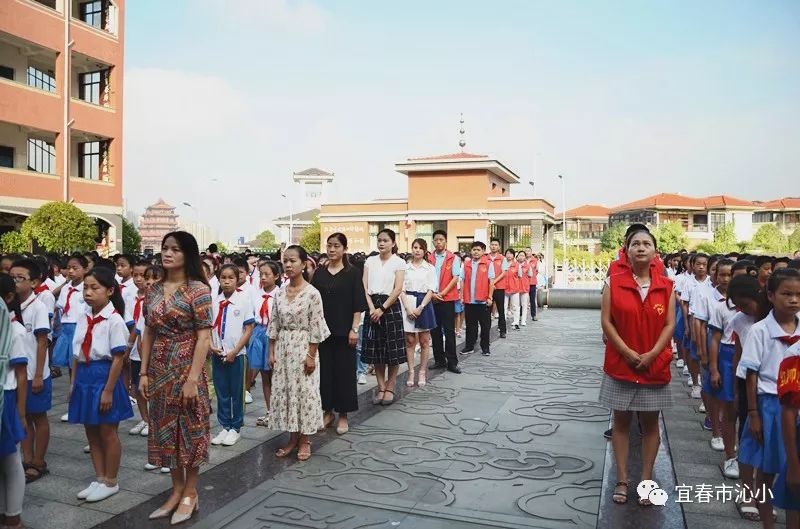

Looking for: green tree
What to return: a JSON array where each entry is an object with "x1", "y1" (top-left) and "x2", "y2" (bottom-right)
[
  {"x1": 653, "y1": 221, "x2": 689, "y2": 253},
  {"x1": 694, "y1": 242, "x2": 717, "y2": 254},
  {"x1": 121, "y1": 217, "x2": 141, "y2": 255},
  {"x1": 254, "y1": 229, "x2": 278, "y2": 251},
  {"x1": 600, "y1": 222, "x2": 628, "y2": 251},
  {"x1": 711, "y1": 223, "x2": 738, "y2": 253},
  {"x1": 788, "y1": 227, "x2": 800, "y2": 254},
  {"x1": 751, "y1": 224, "x2": 788, "y2": 254},
  {"x1": 0, "y1": 231, "x2": 30, "y2": 253},
  {"x1": 298, "y1": 216, "x2": 321, "y2": 252},
  {"x1": 21, "y1": 201, "x2": 96, "y2": 253}
]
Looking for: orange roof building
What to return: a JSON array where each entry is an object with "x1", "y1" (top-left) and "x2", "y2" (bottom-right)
[
  {"x1": 553, "y1": 205, "x2": 611, "y2": 252},
  {"x1": 752, "y1": 197, "x2": 800, "y2": 235}
]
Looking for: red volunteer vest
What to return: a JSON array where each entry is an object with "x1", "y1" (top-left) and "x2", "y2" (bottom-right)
[
  {"x1": 428, "y1": 251, "x2": 460, "y2": 302},
  {"x1": 462, "y1": 256, "x2": 491, "y2": 304},
  {"x1": 489, "y1": 254, "x2": 507, "y2": 290},
  {"x1": 528, "y1": 257, "x2": 539, "y2": 286},
  {"x1": 603, "y1": 271, "x2": 674, "y2": 385},
  {"x1": 506, "y1": 261, "x2": 529, "y2": 294}
]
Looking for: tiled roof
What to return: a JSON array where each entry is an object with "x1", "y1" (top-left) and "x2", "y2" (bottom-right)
[
  {"x1": 146, "y1": 198, "x2": 176, "y2": 210},
  {"x1": 611, "y1": 193, "x2": 755, "y2": 213},
  {"x1": 555, "y1": 204, "x2": 611, "y2": 218},
  {"x1": 273, "y1": 208, "x2": 318, "y2": 223},
  {"x1": 294, "y1": 168, "x2": 333, "y2": 177},
  {"x1": 702, "y1": 195, "x2": 755, "y2": 208},
  {"x1": 407, "y1": 152, "x2": 489, "y2": 161},
  {"x1": 754, "y1": 197, "x2": 800, "y2": 210}
]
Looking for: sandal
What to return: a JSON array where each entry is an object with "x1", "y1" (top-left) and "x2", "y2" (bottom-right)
[
  {"x1": 51, "y1": 367, "x2": 62, "y2": 379},
  {"x1": 406, "y1": 369, "x2": 415, "y2": 387},
  {"x1": 297, "y1": 440, "x2": 312, "y2": 461},
  {"x1": 382, "y1": 389, "x2": 395, "y2": 406},
  {"x1": 372, "y1": 387, "x2": 385, "y2": 405},
  {"x1": 256, "y1": 416, "x2": 269, "y2": 427},
  {"x1": 418, "y1": 371, "x2": 427, "y2": 387},
  {"x1": 612, "y1": 481, "x2": 628, "y2": 504},
  {"x1": 736, "y1": 499, "x2": 760, "y2": 521},
  {"x1": 24, "y1": 461, "x2": 49, "y2": 483},
  {"x1": 275, "y1": 443, "x2": 297, "y2": 458}
]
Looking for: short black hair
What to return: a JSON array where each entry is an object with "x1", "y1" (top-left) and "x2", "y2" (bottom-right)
[
  {"x1": 471, "y1": 241, "x2": 486, "y2": 250},
  {"x1": 490, "y1": 238, "x2": 500, "y2": 244},
  {"x1": 625, "y1": 223, "x2": 649, "y2": 238},
  {"x1": 10, "y1": 258, "x2": 40, "y2": 281},
  {"x1": 432, "y1": 230, "x2": 448, "y2": 240},
  {"x1": 755, "y1": 255, "x2": 774, "y2": 268}
]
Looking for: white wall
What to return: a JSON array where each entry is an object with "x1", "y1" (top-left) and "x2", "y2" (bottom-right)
[
  {"x1": 0, "y1": 43, "x2": 28, "y2": 84},
  {"x1": 0, "y1": 121, "x2": 29, "y2": 170},
  {"x1": 731, "y1": 211, "x2": 753, "y2": 241}
]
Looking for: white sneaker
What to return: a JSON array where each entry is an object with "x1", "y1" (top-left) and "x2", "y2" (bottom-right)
[
  {"x1": 682, "y1": 365, "x2": 689, "y2": 376},
  {"x1": 691, "y1": 386, "x2": 702, "y2": 399},
  {"x1": 77, "y1": 481, "x2": 100, "y2": 499},
  {"x1": 676, "y1": 359, "x2": 685, "y2": 368},
  {"x1": 698, "y1": 402, "x2": 706, "y2": 413},
  {"x1": 83, "y1": 444, "x2": 91, "y2": 453},
  {"x1": 144, "y1": 463, "x2": 158, "y2": 471},
  {"x1": 129, "y1": 395, "x2": 137, "y2": 406},
  {"x1": 245, "y1": 391, "x2": 253, "y2": 404},
  {"x1": 687, "y1": 377, "x2": 693, "y2": 387},
  {"x1": 222, "y1": 429, "x2": 241, "y2": 446},
  {"x1": 357, "y1": 373, "x2": 367, "y2": 385},
  {"x1": 211, "y1": 429, "x2": 229, "y2": 445},
  {"x1": 710, "y1": 437, "x2": 725, "y2": 451},
  {"x1": 61, "y1": 412, "x2": 69, "y2": 422},
  {"x1": 129, "y1": 420, "x2": 147, "y2": 435},
  {"x1": 86, "y1": 483, "x2": 119, "y2": 502},
  {"x1": 723, "y1": 458, "x2": 740, "y2": 479},
  {"x1": 521, "y1": 321, "x2": 527, "y2": 327},
  {"x1": 140, "y1": 424, "x2": 149, "y2": 436},
  {"x1": 160, "y1": 467, "x2": 170, "y2": 473}
]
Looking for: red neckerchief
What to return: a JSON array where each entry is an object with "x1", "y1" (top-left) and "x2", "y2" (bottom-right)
[
  {"x1": 63, "y1": 286, "x2": 78, "y2": 315},
  {"x1": 81, "y1": 314, "x2": 106, "y2": 363}
]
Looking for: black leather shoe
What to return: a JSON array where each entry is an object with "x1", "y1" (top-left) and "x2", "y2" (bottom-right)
[
  {"x1": 499, "y1": 332, "x2": 507, "y2": 338},
  {"x1": 446, "y1": 365, "x2": 462, "y2": 374},
  {"x1": 430, "y1": 361, "x2": 447, "y2": 370}
]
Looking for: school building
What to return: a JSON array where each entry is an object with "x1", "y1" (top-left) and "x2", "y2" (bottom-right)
[
  {"x1": 0, "y1": 0, "x2": 125, "y2": 253},
  {"x1": 318, "y1": 152, "x2": 558, "y2": 255}
]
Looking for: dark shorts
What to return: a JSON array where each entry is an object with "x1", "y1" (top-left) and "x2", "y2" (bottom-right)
[{"x1": 130, "y1": 360, "x2": 142, "y2": 396}]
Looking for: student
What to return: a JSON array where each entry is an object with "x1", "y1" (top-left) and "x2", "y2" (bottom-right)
[
  {"x1": 203, "y1": 257, "x2": 220, "y2": 295},
  {"x1": 114, "y1": 255, "x2": 136, "y2": 297},
  {"x1": 502, "y1": 249, "x2": 516, "y2": 320},
  {"x1": 10, "y1": 260, "x2": 51, "y2": 485},
  {"x1": 694, "y1": 257, "x2": 727, "y2": 429},
  {"x1": 232, "y1": 256, "x2": 252, "y2": 293},
  {"x1": 53, "y1": 255, "x2": 89, "y2": 377},
  {"x1": 682, "y1": 253, "x2": 710, "y2": 398},
  {"x1": 755, "y1": 256, "x2": 774, "y2": 289},
  {"x1": 428, "y1": 230, "x2": 462, "y2": 374},
  {"x1": 68, "y1": 267, "x2": 134, "y2": 503},
  {"x1": 248, "y1": 260, "x2": 280, "y2": 427},
  {"x1": 774, "y1": 257, "x2": 791, "y2": 272},
  {"x1": 401, "y1": 239, "x2": 437, "y2": 387},
  {"x1": 461, "y1": 242, "x2": 495, "y2": 357},
  {"x1": 510, "y1": 251, "x2": 533, "y2": 329},
  {"x1": 0, "y1": 274, "x2": 29, "y2": 529},
  {"x1": 525, "y1": 248, "x2": 539, "y2": 322},
  {"x1": 738, "y1": 268, "x2": 800, "y2": 528},
  {"x1": 210, "y1": 265, "x2": 255, "y2": 447},
  {"x1": 774, "y1": 340, "x2": 800, "y2": 529},
  {"x1": 127, "y1": 261, "x2": 150, "y2": 437},
  {"x1": 32, "y1": 259, "x2": 56, "y2": 322},
  {"x1": 707, "y1": 259, "x2": 738, "y2": 476},
  {"x1": 488, "y1": 239, "x2": 508, "y2": 338}
]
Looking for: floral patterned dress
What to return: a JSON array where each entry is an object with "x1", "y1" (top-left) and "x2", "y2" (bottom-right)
[
  {"x1": 268, "y1": 284, "x2": 331, "y2": 435},
  {"x1": 144, "y1": 280, "x2": 213, "y2": 469}
]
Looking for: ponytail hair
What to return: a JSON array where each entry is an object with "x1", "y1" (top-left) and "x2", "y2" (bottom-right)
[
  {"x1": 285, "y1": 245, "x2": 310, "y2": 281},
  {"x1": 85, "y1": 267, "x2": 125, "y2": 315}
]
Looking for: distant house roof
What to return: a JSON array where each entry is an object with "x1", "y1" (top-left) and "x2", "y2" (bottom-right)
[
  {"x1": 611, "y1": 193, "x2": 756, "y2": 213},
  {"x1": 702, "y1": 195, "x2": 756, "y2": 209},
  {"x1": 273, "y1": 208, "x2": 318, "y2": 223},
  {"x1": 555, "y1": 204, "x2": 611, "y2": 219},
  {"x1": 407, "y1": 152, "x2": 489, "y2": 161},
  {"x1": 754, "y1": 197, "x2": 800, "y2": 211},
  {"x1": 294, "y1": 168, "x2": 333, "y2": 177}
]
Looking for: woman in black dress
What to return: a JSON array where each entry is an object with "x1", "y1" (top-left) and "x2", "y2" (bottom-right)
[{"x1": 311, "y1": 233, "x2": 367, "y2": 434}]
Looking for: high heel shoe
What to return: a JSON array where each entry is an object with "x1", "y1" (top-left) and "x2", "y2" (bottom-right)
[
  {"x1": 418, "y1": 370, "x2": 427, "y2": 387},
  {"x1": 406, "y1": 369, "x2": 415, "y2": 387},
  {"x1": 149, "y1": 502, "x2": 177, "y2": 520},
  {"x1": 170, "y1": 496, "x2": 199, "y2": 525}
]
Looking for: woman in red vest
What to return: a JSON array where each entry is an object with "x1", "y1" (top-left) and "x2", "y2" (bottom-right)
[{"x1": 599, "y1": 227, "x2": 675, "y2": 506}]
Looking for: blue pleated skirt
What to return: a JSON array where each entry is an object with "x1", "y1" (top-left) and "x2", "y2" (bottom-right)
[
  {"x1": 0, "y1": 390, "x2": 26, "y2": 457},
  {"x1": 739, "y1": 394, "x2": 785, "y2": 474},
  {"x1": 68, "y1": 360, "x2": 134, "y2": 425},
  {"x1": 52, "y1": 323, "x2": 76, "y2": 367},
  {"x1": 247, "y1": 324, "x2": 270, "y2": 371},
  {"x1": 673, "y1": 302, "x2": 684, "y2": 341},
  {"x1": 773, "y1": 423, "x2": 800, "y2": 511},
  {"x1": 709, "y1": 344, "x2": 735, "y2": 402},
  {"x1": 26, "y1": 376, "x2": 52, "y2": 414}
]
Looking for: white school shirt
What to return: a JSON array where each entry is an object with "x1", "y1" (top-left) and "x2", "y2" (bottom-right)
[
  {"x1": 45, "y1": 274, "x2": 67, "y2": 290},
  {"x1": 733, "y1": 312, "x2": 756, "y2": 380},
  {"x1": 738, "y1": 310, "x2": 800, "y2": 395},
  {"x1": 71, "y1": 302, "x2": 129, "y2": 363},
  {"x1": 56, "y1": 281, "x2": 86, "y2": 324},
  {"x1": 134, "y1": 313, "x2": 145, "y2": 361},
  {"x1": 208, "y1": 275, "x2": 220, "y2": 295},
  {"x1": 128, "y1": 293, "x2": 146, "y2": 361},
  {"x1": 708, "y1": 298, "x2": 737, "y2": 345},
  {"x1": 19, "y1": 293, "x2": 51, "y2": 381},
  {"x1": 212, "y1": 290, "x2": 255, "y2": 356},
  {"x1": 5, "y1": 320, "x2": 28, "y2": 391},
  {"x1": 35, "y1": 287, "x2": 56, "y2": 318},
  {"x1": 121, "y1": 284, "x2": 139, "y2": 327},
  {"x1": 403, "y1": 261, "x2": 437, "y2": 294},
  {"x1": 250, "y1": 286, "x2": 278, "y2": 327},
  {"x1": 118, "y1": 278, "x2": 136, "y2": 314},
  {"x1": 683, "y1": 276, "x2": 711, "y2": 316},
  {"x1": 365, "y1": 254, "x2": 406, "y2": 295},
  {"x1": 694, "y1": 285, "x2": 725, "y2": 323}
]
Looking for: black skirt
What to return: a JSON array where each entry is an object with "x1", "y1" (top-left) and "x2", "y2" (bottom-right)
[{"x1": 361, "y1": 294, "x2": 406, "y2": 366}]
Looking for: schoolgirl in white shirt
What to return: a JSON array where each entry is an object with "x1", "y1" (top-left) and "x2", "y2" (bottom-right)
[
  {"x1": 126, "y1": 262, "x2": 150, "y2": 437},
  {"x1": 0, "y1": 275, "x2": 30, "y2": 529},
  {"x1": 114, "y1": 255, "x2": 136, "y2": 311},
  {"x1": 737, "y1": 269, "x2": 800, "y2": 525},
  {"x1": 210, "y1": 265, "x2": 255, "y2": 447},
  {"x1": 53, "y1": 256, "x2": 89, "y2": 370},
  {"x1": 247, "y1": 261, "x2": 280, "y2": 427},
  {"x1": 68, "y1": 267, "x2": 134, "y2": 504},
  {"x1": 400, "y1": 239, "x2": 437, "y2": 388}
]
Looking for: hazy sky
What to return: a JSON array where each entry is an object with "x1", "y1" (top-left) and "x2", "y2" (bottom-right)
[{"x1": 123, "y1": 0, "x2": 800, "y2": 241}]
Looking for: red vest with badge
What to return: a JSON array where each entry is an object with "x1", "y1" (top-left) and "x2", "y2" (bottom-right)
[
  {"x1": 528, "y1": 257, "x2": 539, "y2": 286},
  {"x1": 462, "y1": 255, "x2": 491, "y2": 303},
  {"x1": 489, "y1": 254, "x2": 507, "y2": 290},
  {"x1": 604, "y1": 270, "x2": 674, "y2": 385},
  {"x1": 428, "y1": 251, "x2": 460, "y2": 302}
]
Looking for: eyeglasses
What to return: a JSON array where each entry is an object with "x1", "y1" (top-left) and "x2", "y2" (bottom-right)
[{"x1": 10, "y1": 276, "x2": 30, "y2": 283}]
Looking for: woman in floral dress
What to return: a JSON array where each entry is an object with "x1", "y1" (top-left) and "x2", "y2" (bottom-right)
[
  {"x1": 269, "y1": 245, "x2": 330, "y2": 461},
  {"x1": 139, "y1": 231, "x2": 213, "y2": 525}
]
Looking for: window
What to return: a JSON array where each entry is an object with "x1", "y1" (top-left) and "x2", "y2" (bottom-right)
[
  {"x1": 79, "y1": 141, "x2": 101, "y2": 180},
  {"x1": 709, "y1": 212, "x2": 726, "y2": 232},
  {"x1": 27, "y1": 139, "x2": 55, "y2": 174},
  {"x1": 753, "y1": 212, "x2": 773, "y2": 223},
  {"x1": 80, "y1": 1, "x2": 103, "y2": 28},
  {"x1": 27, "y1": 66, "x2": 56, "y2": 92},
  {"x1": 610, "y1": 211, "x2": 656, "y2": 226},
  {"x1": 79, "y1": 71, "x2": 102, "y2": 104},
  {"x1": 692, "y1": 214, "x2": 708, "y2": 231},
  {"x1": 0, "y1": 146, "x2": 13, "y2": 168},
  {"x1": 0, "y1": 66, "x2": 13, "y2": 81}
]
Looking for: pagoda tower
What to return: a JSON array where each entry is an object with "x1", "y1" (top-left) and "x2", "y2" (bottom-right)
[{"x1": 139, "y1": 199, "x2": 179, "y2": 253}]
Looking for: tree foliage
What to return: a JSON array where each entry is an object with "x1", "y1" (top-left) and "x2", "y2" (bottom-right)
[
  {"x1": 122, "y1": 217, "x2": 141, "y2": 255},
  {"x1": 653, "y1": 221, "x2": 689, "y2": 253},
  {"x1": 600, "y1": 222, "x2": 627, "y2": 252},
  {"x1": 299, "y1": 216, "x2": 321, "y2": 253},
  {"x1": 254, "y1": 229, "x2": 278, "y2": 251},
  {"x1": 21, "y1": 202, "x2": 96, "y2": 253},
  {"x1": 788, "y1": 227, "x2": 800, "y2": 254},
  {"x1": 711, "y1": 223, "x2": 738, "y2": 254},
  {"x1": 0, "y1": 231, "x2": 30, "y2": 253},
  {"x1": 751, "y1": 224, "x2": 788, "y2": 254}
]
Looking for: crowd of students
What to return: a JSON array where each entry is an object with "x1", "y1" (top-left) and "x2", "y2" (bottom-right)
[
  {"x1": 0, "y1": 228, "x2": 546, "y2": 527},
  {"x1": 601, "y1": 222, "x2": 800, "y2": 528}
]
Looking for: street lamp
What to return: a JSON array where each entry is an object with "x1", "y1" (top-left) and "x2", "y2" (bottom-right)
[
  {"x1": 558, "y1": 175, "x2": 567, "y2": 282},
  {"x1": 281, "y1": 193, "x2": 293, "y2": 244},
  {"x1": 528, "y1": 180, "x2": 534, "y2": 196}
]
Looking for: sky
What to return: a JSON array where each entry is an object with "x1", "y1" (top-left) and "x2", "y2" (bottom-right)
[{"x1": 123, "y1": 0, "x2": 800, "y2": 241}]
